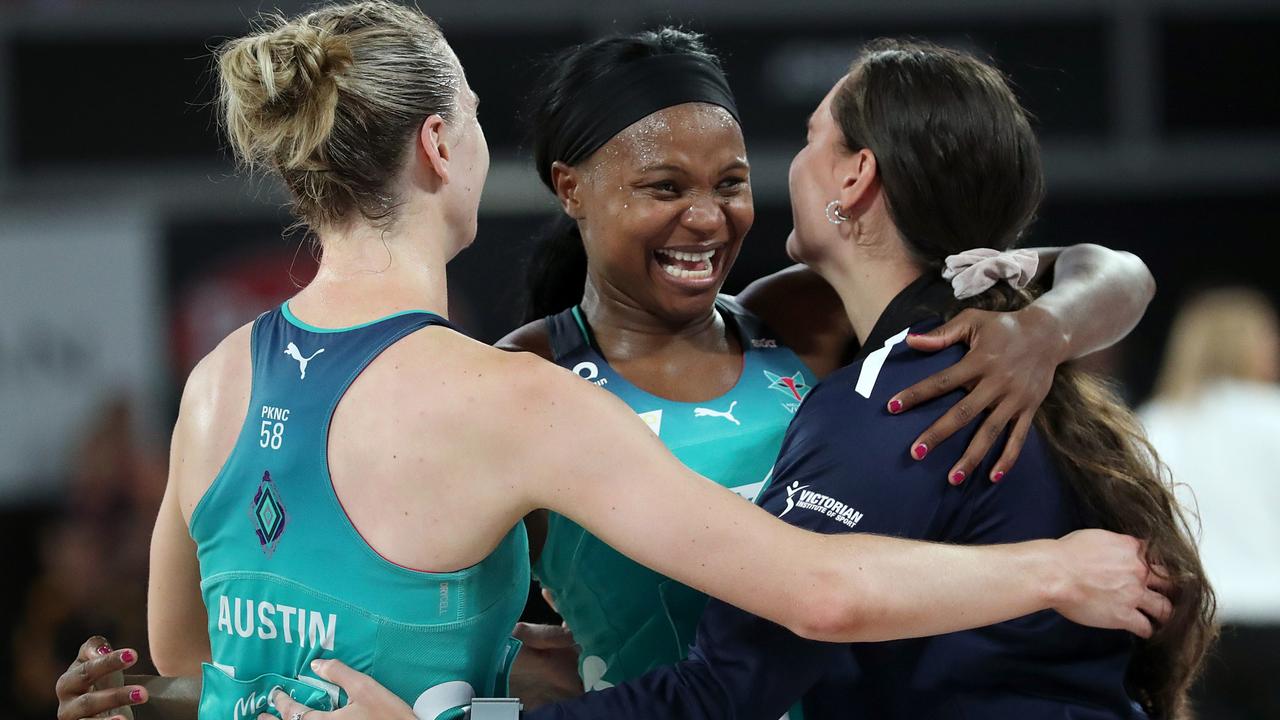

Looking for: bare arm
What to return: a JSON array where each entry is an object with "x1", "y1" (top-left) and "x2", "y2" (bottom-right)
[
  {"x1": 147, "y1": 386, "x2": 213, "y2": 676},
  {"x1": 147, "y1": 480, "x2": 209, "y2": 676},
  {"x1": 1017, "y1": 243, "x2": 1156, "y2": 360},
  {"x1": 500, "y1": 355, "x2": 1168, "y2": 642}
]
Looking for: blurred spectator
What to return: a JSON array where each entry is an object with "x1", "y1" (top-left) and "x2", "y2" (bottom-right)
[
  {"x1": 1139, "y1": 287, "x2": 1280, "y2": 720},
  {"x1": 10, "y1": 396, "x2": 162, "y2": 719}
]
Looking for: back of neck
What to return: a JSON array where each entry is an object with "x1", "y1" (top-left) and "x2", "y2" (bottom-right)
[{"x1": 289, "y1": 221, "x2": 451, "y2": 326}]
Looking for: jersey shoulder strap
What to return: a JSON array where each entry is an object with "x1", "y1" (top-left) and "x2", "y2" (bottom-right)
[
  {"x1": 715, "y1": 294, "x2": 782, "y2": 348},
  {"x1": 544, "y1": 306, "x2": 594, "y2": 363}
]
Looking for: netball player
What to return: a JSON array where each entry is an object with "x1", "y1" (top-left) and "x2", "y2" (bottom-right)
[
  {"x1": 55, "y1": 7, "x2": 1168, "y2": 720},
  {"x1": 250, "y1": 38, "x2": 1209, "y2": 720},
  {"x1": 511, "y1": 29, "x2": 1159, "y2": 697}
]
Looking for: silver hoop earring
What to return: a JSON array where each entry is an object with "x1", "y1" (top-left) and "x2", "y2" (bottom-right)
[{"x1": 825, "y1": 200, "x2": 850, "y2": 225}]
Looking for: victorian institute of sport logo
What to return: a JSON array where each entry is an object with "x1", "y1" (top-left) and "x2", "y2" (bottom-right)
[
  {"x1": 764, "y1": 370, "x2": 810, "y2": 414},
  {"x1": 778, "y1": 480, "x2": 864, "y2": 529}
]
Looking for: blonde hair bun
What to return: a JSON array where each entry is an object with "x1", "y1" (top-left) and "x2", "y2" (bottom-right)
[{"x1": 214, "y1": 1, "x2": 460, "y2": 228}]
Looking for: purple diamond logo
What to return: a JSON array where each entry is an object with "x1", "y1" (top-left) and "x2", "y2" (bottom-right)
[{"x1": 250, "y1": 470, "x2": 287, "y2": 556}]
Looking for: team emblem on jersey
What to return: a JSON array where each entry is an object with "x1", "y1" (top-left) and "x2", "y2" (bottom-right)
[
  {"x1": 249, "y1": 470, "x2": 288, "y2": 556},
  {"x1": 764, "y1": 370, "x2": 810, "y2": 414}
]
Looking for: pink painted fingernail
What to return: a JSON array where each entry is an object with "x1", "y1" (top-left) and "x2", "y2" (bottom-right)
[
  {"x1": 992, "y1": 470, "x2": 1005, "y2": 483},
  {"x1": 96, "y1": 644, "x2": 111, "y2": 656},
  {"x1": 912, "y1": 443, "x2": 929, "y2": 460},
  {"x1": 121, "y1": 650, "x2": 136, "y2": 664},
  {"x1": 130, "y1": 689, "x2": 143, "y2": 704},
  {"x1": 950, "y1": 470, "x2": 966, "y2": 485},
  {"x1": 888, "y1": 398, "x2": 903, "y2": 414}
]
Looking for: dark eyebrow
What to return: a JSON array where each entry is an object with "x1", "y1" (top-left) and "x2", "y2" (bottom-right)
[
  {"x1": 639, "y1": 163, "x2": 685, "y2": 174},
  {"x1": 639, "y1": 160, "x2": 749, "y2": 175}
]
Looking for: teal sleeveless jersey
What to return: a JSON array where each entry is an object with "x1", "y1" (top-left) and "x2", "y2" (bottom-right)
[
  {"x1": 534, "y1": 296, "x2": 813, "y2": 690},
  {"x1": 189, "y1": 304, "x2": 529, "y2": 720}
]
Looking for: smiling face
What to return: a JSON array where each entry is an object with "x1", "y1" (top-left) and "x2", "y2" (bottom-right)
[{"x1": 567, "y1": 102, "x2": 753, "y2": 323}]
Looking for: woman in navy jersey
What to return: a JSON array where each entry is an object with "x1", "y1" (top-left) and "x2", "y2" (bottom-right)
[{"x1": 255, "y1": 38, "x2": 1210, "y2": 720}]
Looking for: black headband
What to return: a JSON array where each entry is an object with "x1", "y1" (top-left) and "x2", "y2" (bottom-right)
[{"x1": 539, "y1": 53, "x2": 740, "y2": 187}]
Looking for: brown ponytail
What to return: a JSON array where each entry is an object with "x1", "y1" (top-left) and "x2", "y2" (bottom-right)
[{"x1": 962, "y1": 287, "x2": 1216, "y2": 719}]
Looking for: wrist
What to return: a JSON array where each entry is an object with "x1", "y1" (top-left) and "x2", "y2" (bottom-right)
[
  {"x1": 1018, "y1": 303, "x2": 1073, "y2": 364},
  {"x1": 1024, "y1": 538, "x2": 1076, "y2": 612}
]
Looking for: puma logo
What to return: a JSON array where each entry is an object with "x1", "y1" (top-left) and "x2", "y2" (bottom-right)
[
  {"x1": 694, "y1": 400, "x2": 740, "y2": 426},
  {"x1": 284, "y1": 342, "x2": 325, "y2": 380}
]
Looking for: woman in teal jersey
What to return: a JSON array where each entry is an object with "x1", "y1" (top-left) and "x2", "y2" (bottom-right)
[
  {"x1": 500, "y1": 29, "x2": 1160, "y2": 700},
  {"x1": 55, "y1": 7, "x2": 1167, "y2": 720}
]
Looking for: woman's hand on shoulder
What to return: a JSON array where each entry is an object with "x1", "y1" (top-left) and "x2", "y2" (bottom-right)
[
  {"x1": 886, "y1": 304, "x2": 1069, "y2": 485},
  {"x1": 259, "y1": 660, "x2": 415, "y2": 720}
]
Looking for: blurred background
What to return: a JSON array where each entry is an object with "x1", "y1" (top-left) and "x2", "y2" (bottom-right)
[{"x1": 1, "y1": 0, "x2": 1277, "y2": 717}]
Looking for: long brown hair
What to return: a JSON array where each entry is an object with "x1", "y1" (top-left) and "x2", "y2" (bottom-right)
[{"x1": 832, "y1": 38, "x2": 1215, "y2": 718}]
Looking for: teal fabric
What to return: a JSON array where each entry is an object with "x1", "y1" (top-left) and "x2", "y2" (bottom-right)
[
  {"x1": 535, "y1": 296, "x2": 814, "y2": 691},
  {"x1": 190, "y1": 305, "x2": 528, "y2": 720}
]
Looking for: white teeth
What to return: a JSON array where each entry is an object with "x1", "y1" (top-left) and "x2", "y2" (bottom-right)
[
  {"x1": 661, "y1": 264, "x2": 714, "y2": 280},
  {"x1": 655, "y1": 247, "x2": 718, "y2": 281},
  {"x1": 655, "y1": 248, "x2": 717, "y2": 263}
]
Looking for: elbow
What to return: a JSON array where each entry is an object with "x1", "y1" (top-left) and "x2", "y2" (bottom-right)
[
  {"x1": 1081, "y1": 244, "x2": 1156, "y2": 306},
  {"x1": 150, "y1": 638, "x2": 205, "y2": 678},
  {"x1": 785, "y1": 564, "x2": 870, "y2": 642}
]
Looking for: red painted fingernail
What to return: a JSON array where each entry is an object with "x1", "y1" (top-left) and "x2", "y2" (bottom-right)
[
  {"x1": 908, "y1": 333, "x2": 922, "y2": 338},
  {"x1": 888, "y1": 398, "x2": 903, "y2": 414},
  {"x1": 121, "y1": 650, "x2": 136, "y2": 664},
  {"x1": 96, "y1": 644, "x2": 111, "y2": 656},
  {"x1": 912, "y1": 443, "x2": 929, "y2": 460},
  {"x1": 130, "y1": 689, "x2": 144, "y2": 703},
  {"x1": 992, "y1": 470, "x2": 1005, "y2": 483},
  {"x1": 950, "y1": 470, "x2": 966, "y2": 485}
]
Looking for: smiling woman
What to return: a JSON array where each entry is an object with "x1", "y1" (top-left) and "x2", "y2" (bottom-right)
[{"x1": 496, "y1": 26, "x2": 1165, "y2": 706}]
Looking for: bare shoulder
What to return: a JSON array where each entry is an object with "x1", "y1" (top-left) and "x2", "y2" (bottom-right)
[
  {"x1": 173, "y1": 321, "x2": 254, "y2": 518},
  {"x1": 737, "y1": 264, "x2": 843, "y2": 324},
  {"x1": 736, "y1": 264, "x2": 854, "y2": 378},
  {"x1": 382, "y1": 324, "x2": 574, "y2": 414},
  {"x1": 180, "y1": 322, "x2": 254, "y2": 434},
  {"x1": 495, "y1": 318, "x2": 554, "y2": 361}
]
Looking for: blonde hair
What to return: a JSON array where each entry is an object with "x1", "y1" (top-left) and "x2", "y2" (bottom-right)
[
  {"x1": 217, "y1": 0, "x2": 461, "y2": 228},
  {"x1": 1154, "y1": 287, "x2": 1280, "y2": 401}
]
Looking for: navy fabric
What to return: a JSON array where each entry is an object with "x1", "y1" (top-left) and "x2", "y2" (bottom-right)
[{"x1": 527, "y1": 276, "x2": 1144, "y2": 720}]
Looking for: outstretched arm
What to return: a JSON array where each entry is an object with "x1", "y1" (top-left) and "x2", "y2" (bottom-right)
[
  {"x1": 500, "y1": 354, "x2": 1168, "y2": 643},
  {"x1": 888, "y1": 244, "x2": 1155, "y2": 483}
]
